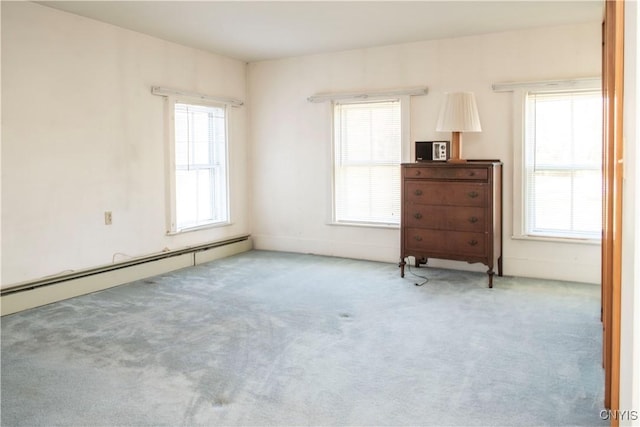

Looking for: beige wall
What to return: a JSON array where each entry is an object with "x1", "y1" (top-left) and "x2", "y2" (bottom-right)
[
  {"x1": 1, "y1": 2, "x2": 250, "y2": 286},
  {"x1": 1, "y1": 2, "x2": 604, "y2": 285},
  {"x1": 248, "y1": 22, "x2": 602, "y2": 283}
]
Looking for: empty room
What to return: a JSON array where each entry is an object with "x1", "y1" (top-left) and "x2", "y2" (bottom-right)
[{"x1": 1, "y1": 1, "x2": 639, "y2": 426}]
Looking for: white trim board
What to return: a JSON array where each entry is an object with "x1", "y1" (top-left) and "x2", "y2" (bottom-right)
[
  {"x1": 492, "y1": 77, "x2": 601, "y2": 92},
  {"x1": 0, "y1": 238, "x2": 253, "y2": 316},
  {"x1": 308, "y1": 86, "x2": 428, "y2": 103}
]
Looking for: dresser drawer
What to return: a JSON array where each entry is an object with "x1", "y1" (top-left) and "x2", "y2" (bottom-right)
[
  {"x1": 405, "y1": 228, "x2": 486, "y2": 257},
  {"x1": 405, "y1": 182, "x2": 487, "y2": 207},
  {"x1": 404, "y1": 205, "x2": 486, "y2": 232},
  {"x1": 404, "y1": 166, "x2": 488, "y2": 181}
]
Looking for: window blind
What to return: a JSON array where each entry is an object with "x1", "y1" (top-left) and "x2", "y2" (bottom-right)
[{"x1": 334, "y1": 100, "x2": 401, "y2": 225}]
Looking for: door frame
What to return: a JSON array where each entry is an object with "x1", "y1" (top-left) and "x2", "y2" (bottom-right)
[{"x1": 602, "y1": 0, "x2": 624, "y2": 424}]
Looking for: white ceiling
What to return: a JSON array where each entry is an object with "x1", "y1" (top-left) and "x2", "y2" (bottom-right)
[{"x1": 38, "y1": 1, "x2": 604, "y2": 63}]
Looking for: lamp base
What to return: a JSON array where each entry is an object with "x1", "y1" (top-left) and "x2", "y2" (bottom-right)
[{"x1": 448, "y1": 131, "x2": 465, "y2": 162}]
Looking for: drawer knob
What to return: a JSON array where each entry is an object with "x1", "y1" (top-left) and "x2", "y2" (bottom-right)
[
  {"x1": 414, "y1": 235, "x2": 423, "y2": 242},
  {"x1": 415, "y1": 170, "x2": 421, "y2": 176},
  {"x1": 467, "y1": 191, "x2": 479, "y2": 198},
  {"x1": 414, "y1": 189, "x2": 423, "y2": 196},
  {"x1": 469, "y1": 171, "x2": 476, "y2": 177},
  {"x1": 468, "y1": 217, "x2": 479, "y2": 223},
  {"x1": 414, "y1": 213, "x2": 423, "y2": 219},
  {"x1": 468, "y1": 239, "x2": 479, "y2": 246}
]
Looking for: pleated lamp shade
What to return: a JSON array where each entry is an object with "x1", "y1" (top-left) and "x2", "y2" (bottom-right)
[
  {"x1": 436, "y1": 92, "x2": 482, "y2": 132},
  {"x1": 436, "y1": 92, "x2": 481, "y2": 162}
]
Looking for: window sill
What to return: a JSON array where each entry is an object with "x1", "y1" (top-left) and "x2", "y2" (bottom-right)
[
  {"x1": 511, "y1": 234, "x2": 601, "y2": 246},
  {"x1": 167, "y1": 221, "x2": 232, "y2": 236},
  {"x1": 328, "y1": 221, "x2": 400, "y2": 230}
]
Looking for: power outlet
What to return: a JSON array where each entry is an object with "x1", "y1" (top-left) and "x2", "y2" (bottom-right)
[{"x1": 104, "y1": 211, "x2": 113, "y2": 225}]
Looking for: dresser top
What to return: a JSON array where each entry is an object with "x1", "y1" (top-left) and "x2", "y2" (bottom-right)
[{"x1": 402, "y1": 160, "x2": 502, "y2": 167}]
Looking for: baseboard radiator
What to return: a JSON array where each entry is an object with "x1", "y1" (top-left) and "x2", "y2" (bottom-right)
[{"x1": 0, "y1": 235, "x2": 253, "y2": 316}]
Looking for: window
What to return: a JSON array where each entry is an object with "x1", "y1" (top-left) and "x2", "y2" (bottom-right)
[
  {"x1": 170, "y1": 101, "x2": 229, "y2": 232},
  {"x1": 333, "y1": 100, "x2": 402, "y2": 226},
  {"x1": 522, "y1": 88, "x2": 602, "y2": 240}
]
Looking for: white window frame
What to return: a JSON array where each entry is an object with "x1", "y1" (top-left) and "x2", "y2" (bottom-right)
[
  {"x1": 165, "y1": 96, "x2": 231, "y2": 234},
  {"x1": 502, "y1": 78, "x2": 602, "y2": 244},
  {"x1": 329, "y1": 95, "x2": 411, "y2": 228}
]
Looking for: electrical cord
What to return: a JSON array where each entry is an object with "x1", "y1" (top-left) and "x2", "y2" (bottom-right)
[{"x1": 406, "y1": 260, "x2": 430, "y2": 287}]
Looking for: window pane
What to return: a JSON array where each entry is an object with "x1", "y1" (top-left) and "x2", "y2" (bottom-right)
[
  {"x1": 572, "y1": 170, "x2": 602, "y2": 233},
  {"x1": 190, "y1": 109, "x2": 213, "y2": 165},
  {"x1": 174, "y1": 107, "x2": 189, "y2": 166},
  {"x1": 336, "y1": 166, "x2": 370, "y2": 220},
  {"x1": 531, "y1": 170, "x2": 572, "y2": 232},
  {"x1": 341, "y1": 108, "x2": 372, "y2": 164},
  {"x1": 176, "y1": 169, "x2": 198, "y2": 226},
  {"x1": 524, "y1": 89, "x2": 602, "y2": 239},
  {"x1": 532, "y1": 96, "x2": 572, "y2": 166},
  {"x1": 573, "y1": 96, "x2": 602, "y2": 166},
  {"x1": 371, "y1": 106, "x2": 401, "y2": 163},
  {"x1": 196, "y1": 169, "x2": 213, "y2": 222},
  {"x1": 370, "y1": 165, "x2": 401, "y2": 222},
  {"x1": 212, "y1": 166, "x2": 227, "y2": 220},
  {"x1": 173, "y1": 102, "x2": 228, "y2": 230},
  {"x1": 335, "y1": 165, "x2": 400, "y2": 223}
]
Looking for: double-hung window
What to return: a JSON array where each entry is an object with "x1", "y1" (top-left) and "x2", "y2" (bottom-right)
[
  {"x1": 333, "y1": 99, "x2": 403, "y2": 226},
  {"x1": 519, "y1": 86, "x2": 602, "y2": 240},
  {"x1": 170, "y1": 101, "x2": 229, "y2": 232}
]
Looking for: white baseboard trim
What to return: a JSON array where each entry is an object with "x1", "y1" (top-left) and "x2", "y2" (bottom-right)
[
  {"x1": 502, "y1": 256, "x2": 600, "y2": 284},
  {"x1": 415, "y1": 257, "x2": 600, "y2": 284},
  {"x1": 253, "y1": 234, "x2": 600, "y2": 284},
  {"x1": 252, "y1": 234, "x2": 399, "y2": 264},
  {"x1": 195, "y1": 238, "x2": 253, "y2": 265},
  {"x1": 1, "y1": 238, "x2": 253, "y2": 316}
]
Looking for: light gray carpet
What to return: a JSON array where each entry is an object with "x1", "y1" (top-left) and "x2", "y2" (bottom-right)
[{"x1": 1, "y1": 250, "x2": 606, "y2": 426}]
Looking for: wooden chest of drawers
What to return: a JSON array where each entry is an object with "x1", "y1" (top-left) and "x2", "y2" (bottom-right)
[{"x1": 399, "y1": 162, "x2": 502, "y2": 287}]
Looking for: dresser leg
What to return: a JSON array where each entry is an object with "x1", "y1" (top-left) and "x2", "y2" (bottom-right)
[
  {"x1": 487, "y1": 270, "x2": 495, "y2": 288},
  {"x1": 498, "y1": 256, "x2": 503, "y2": 276},
  {"x1": 399, "y1": 259, "x2": 406, "y2": 278}
]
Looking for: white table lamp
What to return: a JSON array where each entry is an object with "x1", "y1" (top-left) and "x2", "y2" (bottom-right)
[{"x1": 436, "y1": 92, "x2": 482, "y2": 162}]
